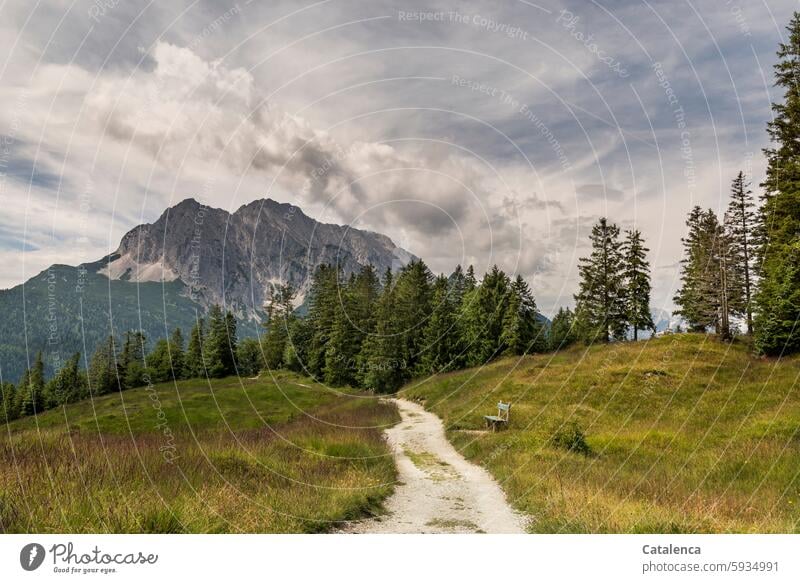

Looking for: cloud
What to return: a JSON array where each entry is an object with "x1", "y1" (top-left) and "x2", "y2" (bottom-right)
[
  {"x1": 1, "y1": 0, "x2": 798, "y2": 315},
  {"x1": 576, "y1": 183, "x2": 625, "y2": 201}
]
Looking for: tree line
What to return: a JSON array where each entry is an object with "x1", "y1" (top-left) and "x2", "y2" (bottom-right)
[
  {"x1": 672, "y1": 12, "x2": 800, "y2": 355},
  {"x1": 0, "y1": 304, "x2": 253, "y2": 422},
  {"x1": 4, "y1": 11, "x2": 800, "y2": 419}
]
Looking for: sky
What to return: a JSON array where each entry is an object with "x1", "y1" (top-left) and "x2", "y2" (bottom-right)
[{"x1": 0, "y1": 0, "x2": 796, "y2": 317}]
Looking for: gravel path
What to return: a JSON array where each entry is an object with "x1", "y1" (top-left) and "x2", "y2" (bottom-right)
[{"x1": 344, "y1": 398, "x2": 527, "y2": 534}]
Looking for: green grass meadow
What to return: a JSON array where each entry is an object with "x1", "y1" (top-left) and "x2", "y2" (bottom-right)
[
  {"x1": 0, "y1": 372, "x2": 399, "y2": 533},
  {"x1": 401, "y1": 334, "x2": 800, "y2": 533}
]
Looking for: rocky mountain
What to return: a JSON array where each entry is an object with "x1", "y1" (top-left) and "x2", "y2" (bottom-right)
[
  {"x1": 98, "y1": 198, "x2": 414, "y2": 317},
  {"x1": 0, "y1": 198, "x2": 415, "y2": 382}
]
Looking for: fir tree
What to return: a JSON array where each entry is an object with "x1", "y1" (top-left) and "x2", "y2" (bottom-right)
[
  {"x1": 46, "y1": 352, "x2": 84, "y2": 406},
  {"x1": 675, "y1": 208, "x2": 741, "y2": 338},
  {"x1": 147, "y1": 339, "x2": 174, "y2": 384},
  {"x1": 325, "y1": 266, "x2": 379, "y2": 386},
  {"x1": 185, "y1": 316, "x2": 206, "y2": 378},
  {"x1": 205, "y1": 306, "x2": 238, "y2": 378},
  {"x1": 283, "y1": 317, "x2": 313, "y2": 373},
  {"x1": 419, "y1": 275, "x2": 460, "y2": 373},
  {"x1": 549, "y1": 307, "x2": 577, "y2": 350},
  {"x1": 262, "y1": 283, "x2": 296, "y2": 369},
  {"x1": 725, "y1": 171, "x2": 757, "y2": 335},
  {"x1": 88, "y1": 335, "x2": 119, "y2": 394},
  {"x1": 574, "y1": 218, "x2": 627, "y2": 342},
  {"x1": 237, "y1": 338, "x2": 264, "y2": 377},
  {"x1": 306, "y1": 265, "x2": 340, "y2": 377},
  {"x1": 755, "y1": 12, "x2": 800, "y2": 355},
  {"x1": 118, "y1": 331, "x2": 147, "y2": 389},
  {"x1": 464, "y1": 265, "x2": 477, "y2": 291},
  {"x1": 170, "y1": 328, "x2": 186, "y2": 380},
  {"x1": 0, "y1": 382, "x2": 18, "y2": 423},
  {"x1": 460, "y1": 266, "x2": 512, "y2": 365},
  {"x1": 622, "y1": 229, "x2": 655, "y2": 340},
  {"x1": 360, "y1": 269, "x2": 405, "y2": 392},
  {"x1": 18, "y1": 352, "x2": 46, "y2": 416},
  {"x1": 392, "y1": 260, "x2": 433, "y2": 373},
  {"x1": 500, "y1": 275, "x2": 543, "y2": 355}
]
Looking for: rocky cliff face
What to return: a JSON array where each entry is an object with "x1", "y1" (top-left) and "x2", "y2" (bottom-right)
[
  {"x1": 98, "y1": 198, "x2": 415, "y2": 318},
  {"x1": 0, "y1": 197, "x2": 415, "y2": 381}
]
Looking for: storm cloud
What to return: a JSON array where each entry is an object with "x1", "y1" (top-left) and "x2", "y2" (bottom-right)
[{"x1": 0, "y1": 0, "x2": 794, "y2": 313}]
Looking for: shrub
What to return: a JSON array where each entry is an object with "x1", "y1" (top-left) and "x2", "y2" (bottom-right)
[{"x1": 550, "y1": 422, "x2": 592, "y2": 456}]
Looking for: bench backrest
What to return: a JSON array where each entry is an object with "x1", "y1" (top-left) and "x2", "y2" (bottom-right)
[{"x1": 497, "y1": 402, "x2": 511, "y2": 421}]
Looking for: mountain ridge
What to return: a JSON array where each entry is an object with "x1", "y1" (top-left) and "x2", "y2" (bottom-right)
[{"x1": 0, "y1": 197, "x2": 416, "y2": 382}]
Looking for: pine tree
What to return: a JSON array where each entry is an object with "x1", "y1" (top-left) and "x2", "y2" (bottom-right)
[
  {"x1": 205, "y1": 306, "x2": 237, "y2": 378},
  {"x1": 170, "y1": 328, "x2": 186, "y2": 380},
  {"x1": 419, "y1": 275, "x2": 460, "y2": 373},
  {"x1": 262, "y1": 283, "x2": 295, "y2": 369},
  {"x1": 674, "y1": 208, "x2": 741, "y2": 338},
  {"x1": 18, "y1": 352, "x2": 46, "y2": 416},
  {"x1": 284, "y1": 317, "x2": 313, "y2": 373},
  {"x1": 185, "y1": 316, "x2": 206, "y2": 378},
  {"x1": 118, "y1": 331, "x2": 147, "y2": 389},
  {"x1": 147, "y1": 339, "x2": 174, "y2": 384},
  {"x1": 549, "y1": 307, "x2": 577, "y2": 350},
  {"x1": 725, "y1": 171, "x2": 757, "y2": 335},
  {"x1": 460, "y1": 266, "x2": 512, "y2": 365},
  {"x1": 46, "y1": 352, "x2": 84, "y2": 406},
  {"x1": 306, "y1": 265, "x2": 340, "y2": 377},
  {"x1": 325, "y1": 266, "x2": 379, "y2": 386},
  {"x1": 360, "y1": 269, "x2": 406, "y2": 392},
  {"x1": 237, "y1": 338, "x2": 264, "y2": 377},
  {"x1": 500, "y1": 275, "x2": 543, "y2": 355},
  {"x1": 574, "y1": 218, "x2": 627, "y2": 342},
  {"x1": 392, "y1": 260, "x2": 433, "y2": 373},
  {"x1": 0, "y1": 382, "x2": 18, "y2": 423},
  {"x1": 89, "y1": 335, "x2": 118, "y2": 394},
  {"x1": 464, "y1": 265, "x2": 477, "y2": 292},
  {"x1": 754, "y1": 12, "x2": 800, "y2": 355},
  {"x1": 622, "y1": 229, "x2": 655, "y2": 340}
]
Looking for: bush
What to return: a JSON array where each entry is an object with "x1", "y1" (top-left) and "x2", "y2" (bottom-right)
[{"x1": 550, "y1": 422, "x2": 592, "y2": 456}]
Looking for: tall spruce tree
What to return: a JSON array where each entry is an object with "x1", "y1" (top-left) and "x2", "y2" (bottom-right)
[
  {"x1": 419, "y1": 274, "x2": 460, "y2": 373},
  {"x1": 88, "y1": 335, "x2": 119, "y2": 394},
  {"x1": 185, "y1": 316, "x2": 206, "y2": 378},
  {"x1": 622, "y1": 229, "x2": 655, "y2": 340},
  {"x1": 205, "y1": 305, "x2": 237, "y2": 378},
  {"x1": 306, "y1": 264, "x2": 340, "y2": 377},
  {"x1": 675, "y1": 208, "x2": 741, "y2": 339},
  {"x1": 46, "y1": 352, "x2": 84, "y2": 406},
  {"x1": 549, "y1": 307, "x2": 577, "y2": 350},
  {"x1": 18, "y1": 352, "x2": 46, "y2": 416},
  {"x1": 392, "y1": 260, "x2": 433, "y2": 373},
  {"x1": 118, "y1": 331, "x2": 147, "y2": 389},
  {"x1": 262, "y1": 283, "x2": 296, "y2": 369},
  {"x1": 726, "y1": 171, "x2": 757, "y2": 335},
  {"x1": 460, "y1": 266, "x2": 512, "y2": 365},
  {"x1": 170, "y1": 328, "x2": 186, "y2": 380},
  {"x1": 754, "y1": 12, "x2": 800, "y2": 354},
  {"x1": 360, "y1": 268, "x2": 405, "y2": 392},
  {"x1": 500, "y1": 275, "x2": 543, "y2": 355},
  {"x1": 325, "y1": 265, "x2": 380, "y2": 386},
  {"x1": 148, "y1": 339, "x2": 174, "y2": 384},
  {"x1": 236, "y1": 338, "x2": 265, "y2": 377},
  {"x1": 0, "y1": 382, "x2": 18, "y2": 422},
  {"x1": 574, "y1": 218, "x2": 627, "y2": 342}
]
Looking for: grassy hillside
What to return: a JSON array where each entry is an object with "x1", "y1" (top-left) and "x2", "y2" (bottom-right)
[
  {"x1": 0, "y1": 371, "x2": 399, "y2": 533},
  {"x1": 401, "y1": 334, "x2": 800, "y2": 533}
]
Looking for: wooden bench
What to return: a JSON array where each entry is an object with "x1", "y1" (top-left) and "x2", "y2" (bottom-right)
[{"x1": 484, "y1": 402, "x2": 511, "y2": 431}]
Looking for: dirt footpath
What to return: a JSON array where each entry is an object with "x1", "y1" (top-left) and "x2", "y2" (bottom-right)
[{"x1": 343, "y1": 398, "x2": 527, "y2": 534}]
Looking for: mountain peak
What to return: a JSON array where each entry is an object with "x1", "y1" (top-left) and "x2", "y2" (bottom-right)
[{"x1": 99, "y1": 197, "x2": 415, "y2": 317}]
